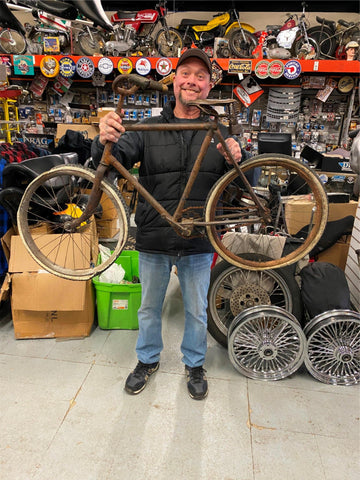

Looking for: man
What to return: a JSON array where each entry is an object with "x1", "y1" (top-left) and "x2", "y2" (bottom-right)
[{"x1": 91, "y1": 48, "x2": 242, "y2": 400}]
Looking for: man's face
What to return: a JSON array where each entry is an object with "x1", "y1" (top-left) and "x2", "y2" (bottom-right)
[{"x1": 173, "y1": 58, "x2": 213, "y2": 106}]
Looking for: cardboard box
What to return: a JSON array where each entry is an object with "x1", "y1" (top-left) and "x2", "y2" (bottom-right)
[
  {"x1": 56, "y1": 124, "x2": 99, "y2": 141},
  {"x1": 285, "y1": 198, "x2": 357, "y2": 235},
  {"x1": 316, "y1": 235, "x2": 351, "y2": 271},
  {"x1": 6, "y1": 233, "x2": 95, "y2": 339}
]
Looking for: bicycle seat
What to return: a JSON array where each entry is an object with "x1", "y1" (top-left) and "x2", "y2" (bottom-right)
[
  {"x1": 315, "y1": 16, "x2": 336, "y2": 30},
  {"x1": 24, "y1": 0, "x2": 78, "y2": 20},
  {"x1": 2, "y1": 152, "x2": 78, "y2": 189},
  {"x1": 186, "y1": 98, "x2": 237, "y2": 116},
  {"x1": 179, "y1": 19, "x2": 208, "y2": 26},
  {"x1": 338, "y1": 19, "x2": 352, "y2": 28},
  {"x1": 187, "y1": 98, "x2": 237, "y2": 107}
]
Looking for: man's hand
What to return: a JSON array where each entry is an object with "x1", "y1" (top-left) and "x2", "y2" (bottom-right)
[
  {"x1": 216, "y1": 138, "x2": 242, "y2": 165},
  {"x1": 99, "y1": 111, "x2": 125, "y2": 145}
]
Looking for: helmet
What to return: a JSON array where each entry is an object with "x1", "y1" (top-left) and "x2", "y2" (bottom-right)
[{"x1": 345, "y1": 41, "x2": 359, "y2": 50}]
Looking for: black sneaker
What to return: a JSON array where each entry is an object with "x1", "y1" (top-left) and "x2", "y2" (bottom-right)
[
  {"x1": 185, "y1": 365, "x2": 208, "y2": 400},
  {"x1": 125, "y1": 361, "x2": 159, "y2": 395}
]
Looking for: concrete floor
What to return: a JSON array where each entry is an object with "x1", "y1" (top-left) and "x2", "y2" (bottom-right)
[{"x1": 0, "y1": 272, "x2": 359, "y2": 480}]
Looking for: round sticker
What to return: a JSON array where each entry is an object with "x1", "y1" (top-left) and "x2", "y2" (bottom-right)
[
  {"x1": 135, "y1": 57, "x2": 151, "y2": 76},
  {"x1": 268, "y1": 60, "x2": 284, "y2": 79},
  {"x1": 284, "y1": 60, "x2": 301, "y2": 80},
  {"x1": 40, "y1": 56, "x2": 59, "y2": 78},
  {"x1": 338, "y1": 76, "x2": 355, "y2": 93},
  {"x1": 156, "y1": 57, "x2": 172, "y2": 76},
  {"x1": 76, "y1": 57, "x2": 95, "y2": 78},
  {"x1": 117, "y1": 57, "x2": 133, "y2": 74},
  {"x1": 255, "y1": 60, "x2": 269, "y2": 79},
  {"x1": 98, "y1": 57, "x2": 114, "y2": 75},
  {"x1": 59, "y1": 56, "x2": 76, "y2": 78}
]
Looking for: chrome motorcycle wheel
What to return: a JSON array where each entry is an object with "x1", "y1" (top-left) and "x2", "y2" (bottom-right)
[
  {"x1": 207, "y1": 257, "x2": 303, "y2": 348},
  {"x1": 304, "y1": 310, "x2": 360, "y2": 386},
  {"x1": 228, "y1": 305, "x2": 306, "y2": 381}
]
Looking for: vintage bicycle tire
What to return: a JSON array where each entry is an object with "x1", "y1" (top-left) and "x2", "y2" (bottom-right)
[
  {"x1": 207, "y1": 256, "x2": 303, "y2": 348},
  {"x1": 0, "y1": 29, "x2": 27, "y2": 54},
  {"x1": 155, "y1": 27, "x2": 183, "y2": 57},
  {"x1": 205, "y1": 154, "x2": 328, "y2": 271},
  {"x1": 17, "y1": 165, "x2": 129, "y2": 281}
]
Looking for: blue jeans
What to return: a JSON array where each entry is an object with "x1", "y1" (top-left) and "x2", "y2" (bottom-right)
[{"x1": 136, "y1": 252, "x2": 213, "y2": 368}]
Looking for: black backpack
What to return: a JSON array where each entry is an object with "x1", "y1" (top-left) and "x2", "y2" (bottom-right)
[{"x1": 300, "y1": 262, "x2": 351, "y2": 318}]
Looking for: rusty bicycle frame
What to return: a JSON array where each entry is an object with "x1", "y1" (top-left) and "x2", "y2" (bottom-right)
[{"x1": 69, "y1": 73, "x2": 268, "y2": 236}]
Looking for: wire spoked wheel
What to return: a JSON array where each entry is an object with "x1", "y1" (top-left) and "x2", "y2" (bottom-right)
[
  {"x1": 304, "y1": 310, "x2": 360, "y2": 386},
  {"x1": 17, "y1": 165, "x2": 129, "y2": 281},
  {"x1": 0, "y1": 29, "x2": 27, "y2": 54},
  {"x1": 228, "y1": 305, "x2": 306, "y2": 380},
  {"x1": 207, "y1": 255, "x2": 303, "y2": 347},
  {"x1": 228, "y1": 28, "x2": 258, "y2": 58},
  {"x1": 205, "y1": 154, "x2": 328, "y2": 271},
  {"x1": 155, "y1": 27, "x2": 183, "y2": 57}
]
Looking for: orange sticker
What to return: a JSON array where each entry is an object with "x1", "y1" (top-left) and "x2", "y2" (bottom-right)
[{"x1": 40, "y1": 56, "x2": 59, "y2": 78}]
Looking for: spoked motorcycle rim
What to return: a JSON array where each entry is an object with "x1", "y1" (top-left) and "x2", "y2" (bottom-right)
[
  {"x1": 228, "y1": 305, "x2": 306, "y2": 380},
  {"x1": 304, "y1": 310, "x2": 360, "y2": 386}
]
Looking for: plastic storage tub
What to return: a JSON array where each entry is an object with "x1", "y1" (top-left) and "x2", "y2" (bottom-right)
[{"x1": 93, "y1": 250, "x2": 141, "y2": 330}]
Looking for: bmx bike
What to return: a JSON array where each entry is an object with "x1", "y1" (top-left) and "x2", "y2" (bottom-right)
[{"x1": 17, "y1": 74, "x2": 328, "y2": 281}]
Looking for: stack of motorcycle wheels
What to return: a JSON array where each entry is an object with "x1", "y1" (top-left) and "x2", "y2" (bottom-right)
[{"x1": 207, "y1": 262, "x2": 360, "y2": 386}]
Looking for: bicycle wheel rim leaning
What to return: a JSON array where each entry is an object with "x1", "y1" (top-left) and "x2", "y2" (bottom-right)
[
  {"x1": 0, "y1": 29, "x2": 27, "y2": 54},
  {"x1": 228, "y1": 305, "x2": 306, "y2": 380},
  {"x1": 205, "y1": 154, "x2": 328, "y2": 271},
  {"x1": 228, "y1": 28, "x2": 257, "y2": 58},
  {"x1": 304, "y1": 309, "x2": 360, "y2": 386},
  {"x1": 17, "y1": 165, "x2": 129, "y2": 281},
  {"x1": 207, "y1": 256, "x2": 303, "y2": 348},
  {"x1": 155, "y1": 27, "x2": 183, "y2": 57}
]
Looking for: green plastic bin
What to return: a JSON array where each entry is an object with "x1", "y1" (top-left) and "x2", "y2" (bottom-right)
[{"x1": 93, "y1": 250, "x2": 141, "y2": 330}]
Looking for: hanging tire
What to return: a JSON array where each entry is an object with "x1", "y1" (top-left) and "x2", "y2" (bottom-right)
[
  {"x1": 304, "y1": 309, "x2": 360, "y2": 386},
  {"x1": 207, "y1": 255, "x2": 303, "y2": 348},
  {"x1": 228, "y1": 305, "x2": 306, "y2": 381}
]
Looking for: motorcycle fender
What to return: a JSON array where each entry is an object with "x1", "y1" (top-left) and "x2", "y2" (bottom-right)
[
  {"x1": 225, "y1": 22, "x2": 255, "y2": 35},
  {"x1": 193, "y1": 12, "x2": 230, "y2": 33}
]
